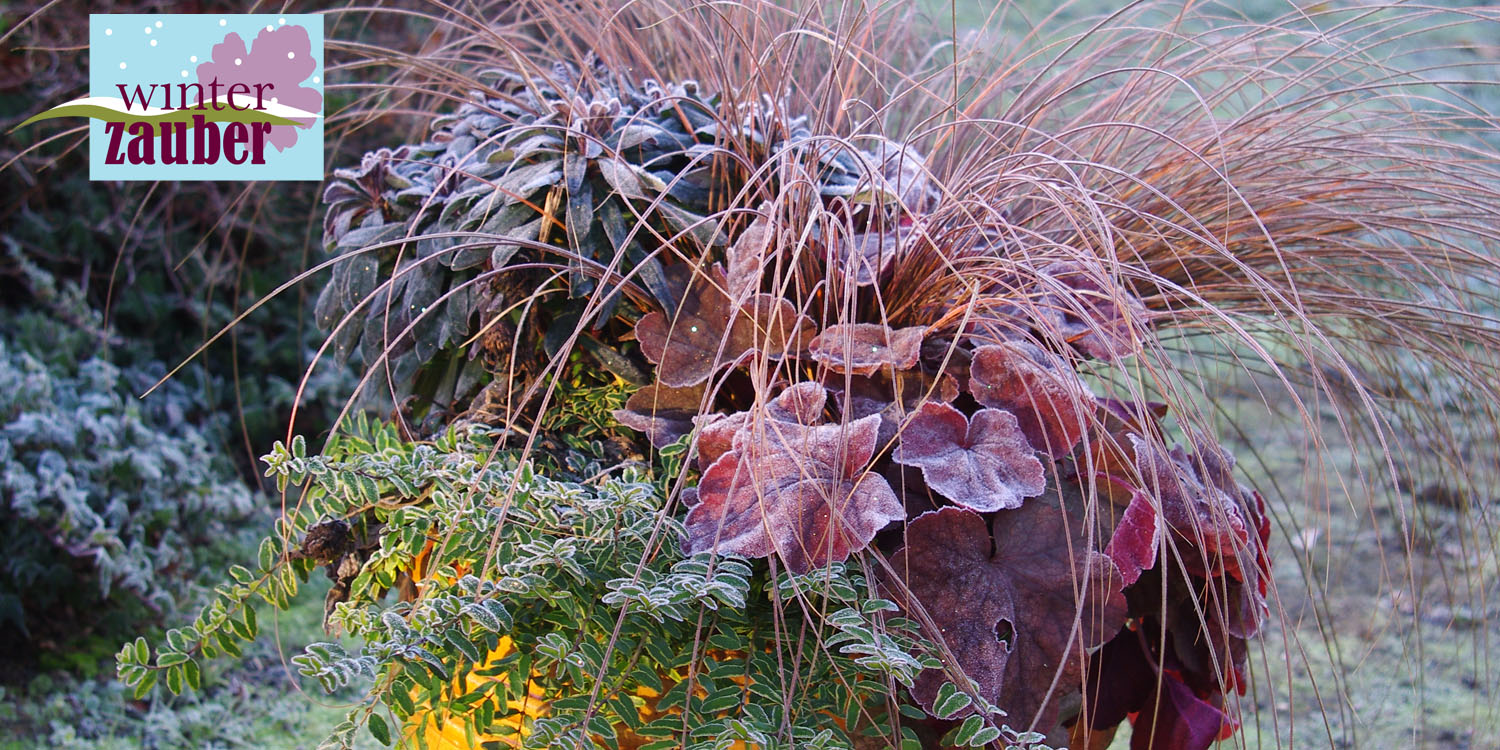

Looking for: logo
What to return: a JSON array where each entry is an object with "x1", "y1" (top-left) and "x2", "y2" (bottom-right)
[{"x1": 19, "y1": 14, "x2": 324, "y2": 180}]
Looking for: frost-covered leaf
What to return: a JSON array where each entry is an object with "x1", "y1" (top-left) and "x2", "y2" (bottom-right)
[
  {"x1": 1104, "y1": 487, "x2": 1160, "y2": 587},
  {"x1": 1084, "y1": 398, "x2": 1170, "y2": 493},
  {"x1": 809, "y1": 323, "x2": 925, "y2": 376},
  {"x1": 692, "y1": 382, "x2": 827, "y2": 469},
  {"x1": 635, "y1": 269, "x2": 814, "y2": 387},
  {"x1": 1128, "y1": 434, "x2": 1253, "y2": 580},
  {"x1": 693, "y1": 411, "x2": 747, "y2": 470},
  {"x1": 884, "y1": 508, "x2": 1014, "y2": 716},
  {"x1": 612, "y1": 381, "x2": 704, "y2": 448},
  {"x1": 597, "y1": 158, "x2": 664, "y2": 199},
  {"x1": 683, "y1": 408, "x2": 902, "y2": 574},
  {"x1": 969, "y1": 341, "x2": 1092, "y2": 457},
  {"x1": 887, "y1": 500, "x2": 1127, "y2": 729},
  {"x1": 893, "y1": 403, "x2": 1045, "y2": 512},
  {"x1": 725, "y1": 213, "x2": 772, "y2": 301},
  {"x1": 740, "y1": 293, "x2": 818, "y2": 358}
]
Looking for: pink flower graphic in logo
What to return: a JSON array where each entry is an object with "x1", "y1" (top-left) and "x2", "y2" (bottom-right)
[{"x1": 195, "y1": 25, "x2": 320, "y2": 151}]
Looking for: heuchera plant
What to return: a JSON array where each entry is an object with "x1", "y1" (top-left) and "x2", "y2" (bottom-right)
[{"x1": 610, "y1": 138, "x2": 1270, "y2": 746}]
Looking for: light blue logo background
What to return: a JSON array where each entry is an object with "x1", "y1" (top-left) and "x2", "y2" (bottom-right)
[{"x1": 89, "y1": 14, "x2": 324, "y2": 181}]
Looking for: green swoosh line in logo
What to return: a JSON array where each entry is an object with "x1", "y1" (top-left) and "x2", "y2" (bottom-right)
[{"x1": 14, "y1": 103, "x2": 302, "y2": 130}]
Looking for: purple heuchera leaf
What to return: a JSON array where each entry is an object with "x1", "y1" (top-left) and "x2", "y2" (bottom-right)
[
  {"x1": 612, "y1": 381, "x2": 704, "y2": 448},
  {"x1": 1084, "y1": 632, "x2": 1156, "y2": 732},
  {"x1": 883, "y1": 507, "x2": 1014, "y2": 715},
  {"x1": 1128, "y1": 433, "x2": 1253, "y2": 580},
  {"x1": 887, "y1": 500, "x2": 1127, "y2": 729},
  {"x1": 809, "y1": 323, "x2": 925, "y2": 376},
  {"x1": 826, "y1": 370, "x2": 959, "y2": 449},
  {"x1": 1035, "y1": 262, "x2": 1150, "y2": 361},
  {"x1": 636, "y1": 268, "x2": 815, "y2": 388},
  {"x1": 693, "y1": 411, "x2": 747, "y2": 470},
  {"x1": 969, "y1": 341, "x2": 1093, "y2": 457},
  {"x1": 893, "y1": 402, "x2": 1046, "y2": 512},
  {"x1": 1084, "y1": 633, "x2": 1236, "y2": 750},
  {"x1": 1167, "y1": 578, "x2": 1258, "y2": 696},
  {"x1": 196, "y1": 25, "x2": 321, "y2": 151},
  {"x1": 1131, "y1": 673, "x2": 1235, "y2": 750},
  {"x1": 692, "y1": 382, "x2": 827, "y2": 470},
  {"x1": 991, "y1": 499, "x2": 1128, "y2": 732},
  {"x1": 725, "y1": 214, "x2": 772, "y2": 301},
  {"x1": 684, "y1": 391, "x2": 902, "y2": 574},
  {"x1": 1105, "y1": 488, "x2": 1160, "y2": 586}
]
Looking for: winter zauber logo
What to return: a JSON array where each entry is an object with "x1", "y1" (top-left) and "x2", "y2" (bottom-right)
[{"x1": 23, "y1": 14, "x2": 324, "y2": 180}]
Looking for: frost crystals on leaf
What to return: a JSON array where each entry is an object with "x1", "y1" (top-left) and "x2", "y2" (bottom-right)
[
  {"x1": 809, "y1": 323, "x2": 925, "y2": 376},
  {"x1": 969, "y1": 340, "x2": 1093, "y2": 457},
  {"x1": 692, "y1": 381, "x2": 827, "y2": 469},
  {"x1": 635, "y1": 267, "x2": 814, "y2": 388},
  {"x1": 893, "y1": 402, "x2": 1045, "y2": 512},
  {"x1": 1128, "y1": 433, "x2": 1254, "y2": 580},
  {"x1": 684, "y1": 387, "x2": 902, "y2": 574}
]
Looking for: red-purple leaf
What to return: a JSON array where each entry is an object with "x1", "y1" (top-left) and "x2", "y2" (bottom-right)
[
  {"x1": 969, "y1": 341, "x2": 1093, "y2": 457},
  {"x1": 1086, "y1": 632, "x2": 1237, "y2": 750},
  {"x1": 1129, "y1": 434, "x2": 1253, "y2": 580},
  {"x1": 693, "y1": 411, "x2": 747, "y2": 470},
  {"x1": 1169, "y1": 578, "x2": 1260, "y2": 688},
  {"x1": 884, "y1": 508, "x2": 1014, "y2": 715},
  {"x1": 725, "y1": 214, "x2": 772, "y2": 301},
  {"x1": 612, "y1": 381, "x2": 705, "y2": 448},
  {"x1": 634, "y1": 267, "x2": 745, "y2": 388},
  {"x1": 741, "y1": 293, "x2": 818, "y2": 358},
  {"x1": 693, "y1": 382, "x2": 827, "y2": 469},
  {"x1": 683, "y1": 411, "x2": 902, "y2": 574},
  {"x1": 1080, "y1": 399, "x2": 1171, "y2": 507},
  {"x1": 887, "y1": 500, "x2": 1127, "y2": 729},
  {"x1": 1084, "y1": 631, "x2": 1156, "y2": 732},
  {"x1": 1105, "y1": 489, "x2": 1160, "y2": 587},
  {"x1": 826, "y1": 370, "x2": 960, "y2": 449},
  {"x1": 809, "y1": 323, "x2": 926, "y2": 376},
  {"x1": 1036, "y1": 262, "x2": 1150, "y2": 362},
  {"x1": 893, "y1": 402, "x2": 1046, "y2": 512},
  {"x1": 991, "y1": 499, "x2": 1128, "y2": 733},
  {"x1": 764, "y1": 380, "x2": 828, "y2": 423},
  {"x1": 635, "y1": 268, "x2": 814, "y2": 387},
  {"x1": 1130, "y1": 673, "x2": 1235, "y2": 750}
]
